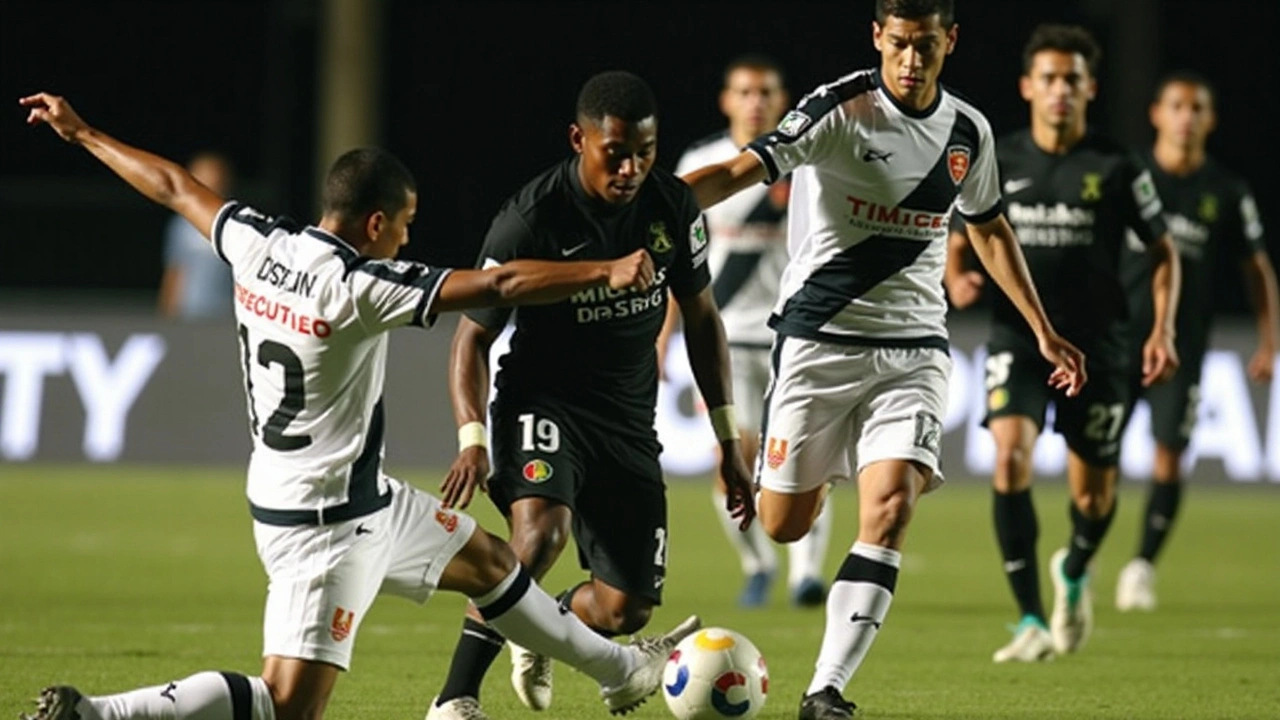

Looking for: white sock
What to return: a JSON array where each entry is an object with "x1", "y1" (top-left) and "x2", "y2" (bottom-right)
[
  {"x1": 475, "y1": 566, "x2": 634, "y2": 688},
  {"x1": 806, "y1": 542, "x2": 901, "y2": 695},
  {"x1": 714, "y1": 490, "x2": 777, "y2": 576},
  {"x1": 87, "y1": 672, "x2": 274, "y2": 720},
  {"x1": 788, "y1": 496, "x2": 833, "y2": 588}
]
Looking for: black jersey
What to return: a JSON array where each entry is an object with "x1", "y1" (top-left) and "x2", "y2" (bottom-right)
[
  {"x1": 1120, "y1": 152, "x2": 1265, "y2": 354},
  {"x1": 466, "y1": 157, "x2": 711, "y2": 436},
  {"x1": 990, "y1": 130, "x2": 1167, "y2": 353}
]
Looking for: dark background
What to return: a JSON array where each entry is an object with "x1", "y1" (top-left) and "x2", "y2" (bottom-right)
[{"x1": 3, "y1": 0, "x2": 1276, "y2": 315}]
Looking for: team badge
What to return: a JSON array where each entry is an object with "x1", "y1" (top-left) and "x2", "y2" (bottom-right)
[
  {"x1": 649, "y1": 221, "x2": 673, "y2": 253},
  {"x1": 778, "y1": 110, "x2": 811, "y2": 136},
  {"x1": 1081, "y1": 172, "x2": 1104, "y2": 201},
  {"x1": 522, "y1": 458, "x2": 554, "y2": 483},
  {"x1": 1198, "y1": 193, "x2": 1219, "y2": 222},
  {"x1": 765, "y1": 437, "x2": 789, "y2": 470},
  {"x1": 330, "y1": 607, "x2": 355, "y2": 642},
  {"x1": 947, "y1": 145, "x2": 971, "y2": 184},
  {"x1": 434, "y1": 509, "x2": 459, "y2": 533}
]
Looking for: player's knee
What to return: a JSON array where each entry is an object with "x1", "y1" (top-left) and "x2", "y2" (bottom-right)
[
  {"x1": 1070, "y1": 488, "x2": 1113, "y2": 518},
  {"x1": 759, "y1": 506, "x2": 811, "y2": 544},
  {"x1": 993, "y1": 443, "x2": 1032, "y2": 492}
]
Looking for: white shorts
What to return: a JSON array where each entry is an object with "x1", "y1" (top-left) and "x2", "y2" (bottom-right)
[
  {"x1": 756, "y1": 338, "x2": 950, "y2": 495},
  {"x1": 254, "y1": 476, "x2": 477, "y2": 670},
  {"x1": 729, "y1": 345, "x2": 773, "y2": 433}
]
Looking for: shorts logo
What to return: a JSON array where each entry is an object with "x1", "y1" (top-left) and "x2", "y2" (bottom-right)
[
  {"x1": 913, "y1": 411, "x2": 941, "y2": 456},
  {"x1": 522, "y1": 458, "x2": 554, "y2": 483},
  {"x1": 434, "y1": 509, "x2": 459, "y2": 533},
  {"x1": 765, "y1": 437, "x2": 789, "y2": 470},
  {"x1": 947, "y1": 145, "x2": 971, "y2": 185},
  {"x1": 330, "y1": 607, "x2": 355, "y2": 642},
  {"x1": 988, "y1": 387, "x2": 1009, "y2": 411},
  {"x1": 649, "y1": 221, "x2": 673, "y2": 253}
]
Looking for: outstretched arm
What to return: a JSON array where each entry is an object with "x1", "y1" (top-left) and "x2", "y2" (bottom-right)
[
  {"x1": 676, "y1": 287, "x2": 756, "y2": 529},
  {"x1": 21, "y1": 92, "x2": 225, "y2": 239},
  {"x1": 431, "y1": 249, "x2": 654, "y2": 313},
  {"x1": 680, "y1": 150, "x2": 768, "y2": 211},
  {"x1": 965, "y1": 214, "x2": 1088, "y2": 396}
]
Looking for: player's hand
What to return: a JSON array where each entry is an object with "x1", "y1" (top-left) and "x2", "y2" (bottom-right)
[
  {"x1": 1247, "y1": 344, "x2": 1275, "y2": 383},
  {"x1": 607, "y1": 249, "x2": 655, "y2": 292},
  {"x1": 717, "y1": 440, "x2": 757, "y2": 530},
  {"x1": 945, "y1": 270, "x2": 984, "y2": 309},
  {"x1": 439, "y1": 446, "x2": 490, "y2": 510},
  {"x1": 1141, "y1": 330, "x2": 1180, "y2": 387},
  {"x1": 1037, "y1": 330, "x2": 1088, "y2": 397},
  {"x1": 19, "y1": 92, "x2": 90, "y2": 143}
]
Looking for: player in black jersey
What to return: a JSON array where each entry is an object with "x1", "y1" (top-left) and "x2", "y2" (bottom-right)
[
  {"x1": 426, "y1": 71, "x2": 755, "y2": 720},
  {"x1": 946, "y1": 24, "x2": 1181, "y2": 662},
  {"x1": 1113, "y1": 72, "x2": 1279, "y2": 612}
]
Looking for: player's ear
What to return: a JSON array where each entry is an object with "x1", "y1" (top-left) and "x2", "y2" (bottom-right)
[
  {"x1": 872, "y1": 21, "x2": 883, "y2": 52},
  {"x1": 718, "y1": 87, "x2": 732, "y2": 118},
  {"x1": 569, "y1": 122, "x2": 585, "y2": 154},
  {"x1": 1019, "y1": 74, "x2": 1033, "y2": 102},
  {"x1": 365, "y1": 210, "x2": 387, "y2": 243},
  {"x1": 946, "y1": 23, "x2": 958, "y2": 54},
  {"x1": 1085, "y1": 76, "x2": 1098, "y2": 101}
]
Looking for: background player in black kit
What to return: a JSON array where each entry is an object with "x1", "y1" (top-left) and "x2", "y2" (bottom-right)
[
  {"x1": 426, "y1": 71, "x2": 755, "y2": 720},
  {"x1": 946, "y1": 24, "x2": 1181, "y2": 662},
  {"x1": 1113, "y1": 72, "x2": 1279, "y2": 612}
]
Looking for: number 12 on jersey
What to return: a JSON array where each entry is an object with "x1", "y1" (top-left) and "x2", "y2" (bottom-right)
[{"x1": 238, "y1": 324, "x2": 313, "y2": 451}]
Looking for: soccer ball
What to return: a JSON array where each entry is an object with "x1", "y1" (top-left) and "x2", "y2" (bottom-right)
[{"x1": 662, "y1": 627, "x2": 768, "y2": 720}]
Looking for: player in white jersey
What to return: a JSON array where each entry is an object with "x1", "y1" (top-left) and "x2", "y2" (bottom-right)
[
  {"x1": 661, "y1": 55, "x2": 832, "y2": 609},
  {"x1": 680, "y1": 2, "x2": 1087, "y2": 717},
  {"x1": 19, "y1": 92, "x2": 700, "y2": 720}
]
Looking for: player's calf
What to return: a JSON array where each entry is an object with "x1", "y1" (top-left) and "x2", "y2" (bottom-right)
[{"x1": 566, "y1": 580, "x2": 655, "y2": 636}]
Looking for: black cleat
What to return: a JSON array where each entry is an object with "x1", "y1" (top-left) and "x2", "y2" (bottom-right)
[
  {"x1": 799, "y1": 686, "x2": 857, "y2": 720},
  {"x1": 20, "y1": 686, "x2": 84, "y2": 720}
]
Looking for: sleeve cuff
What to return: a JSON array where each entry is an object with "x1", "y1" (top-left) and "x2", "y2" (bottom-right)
[
  {"x1": 745, "y1": 144, "x2": 780, "y2": 184},
  {"x1": 957, "y1": 199, "x2": 1005, "y2": 226},
  {"x1": 211, "y1": 201, "x2": 242, "y2": 265},
  {"x1": 412, "y1": 268, "x2": 452, "y2": 328}
]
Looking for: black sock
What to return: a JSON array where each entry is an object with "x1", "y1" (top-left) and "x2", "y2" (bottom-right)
[
  {"x1": 1138, "y1": 481, "x2": 1183, "y2": 563},
  {"x1": 1063, "y1": 500, "x2": 1117, "y2": 579},
  {"x1": 993, "y1": 489, "x2": 1045, "y2": 622},
  {"x1": 437, "y1": 617, "x2": 505, "y2": 704}
]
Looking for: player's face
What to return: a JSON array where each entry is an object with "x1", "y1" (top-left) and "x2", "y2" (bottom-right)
[
  {"x1": 872, "y1": 15, "x2": 957, "y2": 107},
  {"x1": 570, "y1": 115, "x2": 658, "y2": 205},
  {"x1": 720, "y1": 68, "x2": 788, "y2": 138},
  {"x1": 365, "y1": 189, "x2": 418, "y2": 260},
  {"x1": 1021, "y1": 51, "x2": 1096, "y2": 132},
  {"x1": 1151, "y1": 82, "x2": 1215, "y2": 148}
]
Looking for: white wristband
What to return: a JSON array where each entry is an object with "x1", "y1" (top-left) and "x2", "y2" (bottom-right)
[
  {"x1": 458, "y1": 421, "x2": 488, "y2": 451},
  {"x1": 709, "y1": 405, "x2": 741, "y2": 442}
]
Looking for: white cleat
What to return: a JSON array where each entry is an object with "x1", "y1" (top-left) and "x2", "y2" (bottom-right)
[
  {"x1": 425, "y1": 695, "x2": 490, "y2": 720},
  {"x1": 1116, "y1": 558, "x2": 1157, "y2": 612},
  {"x1": 601, "y1": 614, "x2": 701, "y2": 715},
  {"x1": 510, "y1": 642, "x2": 553, "y2": 711},
  {"x1": 993, "y1": 622, "x2": 1056, "y2": 663},
  {"x1": 1049, "y1": 548, "x2": 1094, "y2": 654},
  {"x1": 20, "y1": 686, "x2": 91, "y2": 720}
]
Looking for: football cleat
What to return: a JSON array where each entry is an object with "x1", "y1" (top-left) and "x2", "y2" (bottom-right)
[
  {"x1": 993, "y1": 617, "x2": 1055, "y2": 663},
  {"x1": 20, "y1": 686, "x2": 87, "y2": 720},
  {"x1": 509, "y1": 642, "x2": 553, "y2": 711},
  {"x1": 601, "y1": 614, "x2": 701, "y2": 715},
  {"x1": 424, "y1": 695, "x2": 490, "y2": 720},
  {"x1": 1115, "y1": 558, "x2": 1157, "y2": 612},
  {"x1": 798, "y1": 686, "x2": 857, "y2": 720},
  {"x1": 1049, "y1": 548, "x2": 1094, "y2": 654}
]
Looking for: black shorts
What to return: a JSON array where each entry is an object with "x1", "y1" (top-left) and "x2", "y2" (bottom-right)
[
  {"x1": 983, "y1": 342, "x2": 1131, "y2": 467},
  {"x1": 1130, "y1": 346, "x2": 1204, "y2": 451},
  {"x1": 488, "y1": 399, "x2": 668, "y2": 603}
]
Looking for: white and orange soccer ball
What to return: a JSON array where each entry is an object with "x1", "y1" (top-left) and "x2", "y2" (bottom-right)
[{"x1": 662, "y1": 627, "x2": 768, "y2": 720}]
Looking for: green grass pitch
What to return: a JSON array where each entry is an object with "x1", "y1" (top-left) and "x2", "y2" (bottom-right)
[{"x1": 3, "y1": 466, "x2": 1278, "y2": 719}]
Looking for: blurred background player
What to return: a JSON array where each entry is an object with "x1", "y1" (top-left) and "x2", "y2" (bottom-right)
[
  {"x1": 428, "y1": 71, "x2": 754, "y2": 720},
  {"x1": 156, "y1": 151, "x2": 235, "y2": 320},
  {"x1": 662, "y1": 54, "x2": 832, "y2": 609},
  {"x1": 684, "y1": 2, "x2": 1086, "y2": 716},
  {"x1": 947, "y1": 24, "x2": 1180, "y2": 662},
  {"x1": 1114, "y1": 72, "x2": 1279, "y2": 611}
]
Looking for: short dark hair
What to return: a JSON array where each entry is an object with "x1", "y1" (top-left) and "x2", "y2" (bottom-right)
[
  {"x1": 1152, "y1": 70, "x2": 1215, "y2": 105},
  {"x1": 723, "y1": 53, "x2": 787, "y2": 88},
  {"x1": 576, "y1": 71, "x2": 658, "y2": 125},
  {"x1": 875, "y1": 0, "x2": 955, "y2": 27},
  {"x1": 1022, "y1": 24, "x2": 1103, "y2": 76},
  {"x1": 321, "y1": 148, "x2": 416, "y2": 220}
]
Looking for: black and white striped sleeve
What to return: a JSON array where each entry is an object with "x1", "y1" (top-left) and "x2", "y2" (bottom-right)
[
  {"x1": 212, "y1": 201, "x2": 282, "y2": 269},
  {"x1": 746, "y1": 82, "x2": 849, "y2": 184},
  {"x1": 350, "y1": 259, "x2": 452, "y2": 332}
]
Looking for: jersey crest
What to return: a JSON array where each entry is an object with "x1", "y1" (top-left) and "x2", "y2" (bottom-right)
[
  {"x1": 947, "y1": 145, "x2": 971, "y2": 184},
  {"x1": 648, "y1": 221, "x2": 673, "y2": 253},
  {"x1": 1081, "y1": 172, "x2": 1104, "y2": 201}
]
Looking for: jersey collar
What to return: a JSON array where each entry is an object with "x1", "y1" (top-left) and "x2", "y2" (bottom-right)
[
  {"x1": 873, "y1": 69, "x2": 943, "y2": 119},
  {"x1": 305, "y1": 227, "x2": 360, "y2": 262}
]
